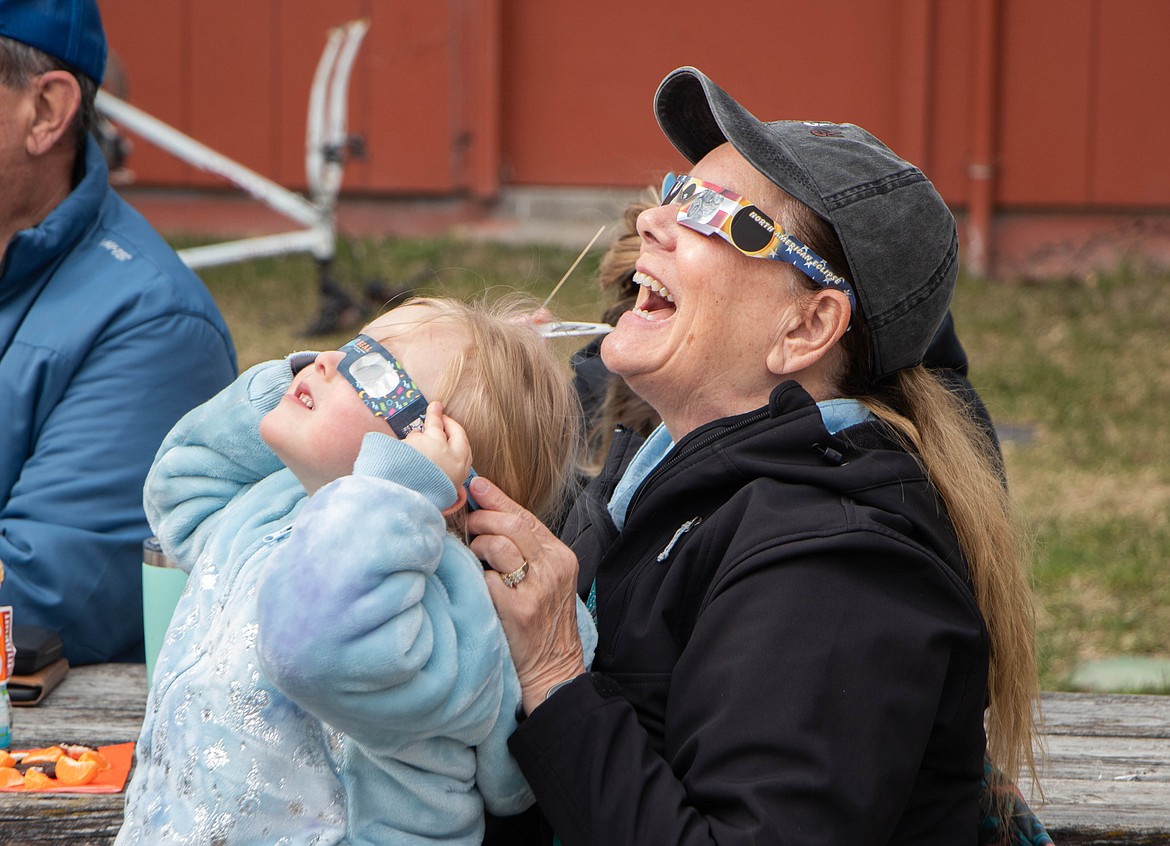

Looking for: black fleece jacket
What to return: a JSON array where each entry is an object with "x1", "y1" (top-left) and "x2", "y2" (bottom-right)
[{"x1": 494, "y1": 381, "x2": 989, "y2": 846}]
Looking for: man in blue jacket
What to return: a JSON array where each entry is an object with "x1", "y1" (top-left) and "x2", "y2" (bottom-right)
[{"x1": 0, "y1": 0, "x2": 237, "y2": 664}]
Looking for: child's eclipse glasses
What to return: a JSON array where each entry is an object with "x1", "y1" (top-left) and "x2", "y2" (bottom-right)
[
  {"x1": 661, "y1": 173, "x2": 856, "y2": 310},
  {"x1": 337, "y1": 334, "x2": 429, "y2": 438},
  {"x1": 336, "y1": 334, "x2": 478, "y2": 507}
]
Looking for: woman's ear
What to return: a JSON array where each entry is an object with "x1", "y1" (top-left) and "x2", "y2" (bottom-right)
[{"x1": 766, "y1": 289, "x2": 851, "y2": 377}]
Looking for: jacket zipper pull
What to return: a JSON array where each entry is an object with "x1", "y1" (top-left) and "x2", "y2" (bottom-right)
[
  {"x1": 657, "y1": 516, "x2": 702, "y2": 562},
  {"x1": 262, "y1": 524, "x2": 294, "y2": 544},
  {"x1": 813, "y1": 442, "x2": 846, "y2": 465}
]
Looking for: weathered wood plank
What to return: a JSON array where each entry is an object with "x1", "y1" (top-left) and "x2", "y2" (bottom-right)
[
  {"x1": 0, "y1": 801, "x2": 127, "y2": 845},
  {"x1": 1040, "y1": 691, "x2": 1170, "y2": 738},
  {"x1": 1037, "y1": 775, "x2": 1170, "y2": 817},
  {"x1": 1048, "y1": 833, "x2": 1170, "y2": 846},
  {"x1": 1036, "y1": 735, "x2": 1170, "y2": 782}
]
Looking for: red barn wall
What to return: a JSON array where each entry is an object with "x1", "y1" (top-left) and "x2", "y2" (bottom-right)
[{"x1": 99, "y1": 0, "x2": 1170, "y2": 215}]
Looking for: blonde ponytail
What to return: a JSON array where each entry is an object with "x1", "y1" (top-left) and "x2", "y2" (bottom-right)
[
  {"x1": 861, "y1": 367, "x2": 1040, "y2": 790},
  {"x1": 780, "y1": 195, "x2": 1041, "y2": 794}
]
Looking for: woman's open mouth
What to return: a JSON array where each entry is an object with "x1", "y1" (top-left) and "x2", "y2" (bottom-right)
[
  {"x1": 631, "y1": 270, "x2": 675, "y2": 320},
  {"x1": 294, "y1": 383, "x2": 315, "y2": 409}
]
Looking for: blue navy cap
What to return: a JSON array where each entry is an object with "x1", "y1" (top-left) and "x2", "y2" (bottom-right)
[{"x1": 0, "y1": 0, "x2": 107, "y2": 84}]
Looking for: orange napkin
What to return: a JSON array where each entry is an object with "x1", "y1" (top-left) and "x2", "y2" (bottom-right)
[{"x1": 0, "y1": 742, "x2": 134, "y2": 793}]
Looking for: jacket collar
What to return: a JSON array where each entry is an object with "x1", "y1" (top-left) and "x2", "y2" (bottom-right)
[{"x1": 1, "y1": 136, "x2": 108, "y2": 284}]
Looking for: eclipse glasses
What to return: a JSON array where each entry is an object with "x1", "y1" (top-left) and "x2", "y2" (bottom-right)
[
  {"x1": 662, "y1": 173, "x2": 856, "y2": 309},
  {"x1": 337, "y1": 334, "x2": 429, "y2": 438},
  {"x1": 336, "y1": 334, "x2": 478, "y2": 508}
]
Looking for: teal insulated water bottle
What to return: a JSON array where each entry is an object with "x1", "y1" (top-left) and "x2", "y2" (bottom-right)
[{"x1": 142, "y1": 538, "x2": 189, "y2": 684}]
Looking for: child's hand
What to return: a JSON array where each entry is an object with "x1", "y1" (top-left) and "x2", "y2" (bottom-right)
[
  {"x1": 404, "y1": 401, "x2": 473, "y2": 491},
  {"x1": 515, "y1": 307, "x2": 555, "y2": 326}
]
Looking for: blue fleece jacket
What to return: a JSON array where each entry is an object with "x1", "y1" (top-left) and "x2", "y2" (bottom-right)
[
  {"x1": 117, "y1": 359, "x2": 597, "y2": 845},
  {"x1": 0, "y1": 137, "x2": 237, "y2": 664}
]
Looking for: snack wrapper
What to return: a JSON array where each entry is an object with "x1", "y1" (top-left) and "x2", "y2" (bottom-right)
[
  {"x1": 0, "y1": 607, "x2": 12, "y2": 682},
  {"x1": 1, "y1": 606, "x2": 12, "y2": 751}
]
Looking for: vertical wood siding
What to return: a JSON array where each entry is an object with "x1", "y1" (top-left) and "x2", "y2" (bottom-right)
[{"x1": 98, "y1": 0, "x2": 1170, "y2": 209}]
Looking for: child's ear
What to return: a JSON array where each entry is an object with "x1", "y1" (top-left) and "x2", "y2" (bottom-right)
[{"x1": 441, "y1": 486, "x2": 468, "y2": 517}]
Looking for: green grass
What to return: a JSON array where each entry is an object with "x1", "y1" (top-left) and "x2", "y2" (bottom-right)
[
  {"x1": 193, "y1": 236, "x2": 607, "y2": 369},
  {"x1": 953, "y1": 270, "x2": 1170, "y2": 691},
  {"x1": 191, "y1": 236, "x2": 1170, "y2": 692}
]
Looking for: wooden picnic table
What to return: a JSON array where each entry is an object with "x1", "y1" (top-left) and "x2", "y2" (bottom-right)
[{"x1": 0, "y1": 665, "x2": 1166, "y2": 844}]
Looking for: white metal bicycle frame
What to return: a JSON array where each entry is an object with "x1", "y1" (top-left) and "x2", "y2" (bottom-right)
[{"x1": 95, "y1": 19, "x2": 369, "y2": 271}]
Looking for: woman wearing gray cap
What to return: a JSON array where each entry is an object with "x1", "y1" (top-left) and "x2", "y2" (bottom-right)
[{"x1": 468, "y1": 66, "x2": 1043, "y2": 845}]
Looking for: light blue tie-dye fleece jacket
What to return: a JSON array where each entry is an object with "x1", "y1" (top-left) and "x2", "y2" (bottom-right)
[{"x1": 117, "y1": 358, "x2": 597, "y2": 846}]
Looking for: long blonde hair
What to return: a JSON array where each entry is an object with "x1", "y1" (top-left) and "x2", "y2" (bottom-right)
[
  {"x1": 863, "y1": 369, "x2": 1039, "y2": 788},
  {"x1": 382, "y1": 295, "x2": 583, "y2": 530},
  {"x1": 785, "y1": 202, "x2": 1041, "y2": 792}
]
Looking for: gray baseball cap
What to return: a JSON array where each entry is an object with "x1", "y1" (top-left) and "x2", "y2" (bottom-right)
[{"x1": 654, "y1": 66, "x2": 957, "y2": 379}]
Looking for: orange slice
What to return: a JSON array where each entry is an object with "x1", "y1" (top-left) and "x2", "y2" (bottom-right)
[
  {"x1": 0, "y1": 752, "x2": 15, "y2": 769},
  {"x1": 78, "y1": 750, "x2": 111, "y2": 772},
  {"x1": 22, "y1": 769, "x2": 53, "y2": 790},
  {"x1": 21, "y1": 746, "x2": 66, "y2": 764},
  {"x1": 0, "y1": 767, "x2": 23, "y2": 788},
  {"x1": 54, "y1": 755, "x2": 100, "y2": 786}
]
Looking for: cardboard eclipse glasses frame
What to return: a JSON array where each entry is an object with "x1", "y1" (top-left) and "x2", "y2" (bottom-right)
[
  {"x1": 336, "y1": 334, "x2": 478, "y2": 508},
  {"x1": 662, "y1": 173, "x2": 857, "y2": 308}
]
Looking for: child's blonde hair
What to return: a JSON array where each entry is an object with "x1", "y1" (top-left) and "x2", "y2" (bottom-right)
[{"x1": 374, "y1": 294, "x2": 583, "y2": 528}]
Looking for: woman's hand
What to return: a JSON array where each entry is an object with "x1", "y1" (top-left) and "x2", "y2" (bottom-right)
[
  {"x1": 403, "y1": 401, "x2": 472, "y2": 493},
  {"x1": 466, "y1": 475, "x2": 587, "y2": 715}
]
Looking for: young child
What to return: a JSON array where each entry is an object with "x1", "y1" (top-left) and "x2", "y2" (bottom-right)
[{"x1": 117, "y1": 296, "x2": 596, "y2": 845}]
